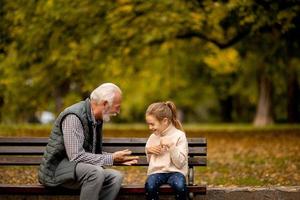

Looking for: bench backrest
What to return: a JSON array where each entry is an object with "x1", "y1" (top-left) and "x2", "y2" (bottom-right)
[{"x1": 0, "y1": 137, "x2": 207, "y2": 167}]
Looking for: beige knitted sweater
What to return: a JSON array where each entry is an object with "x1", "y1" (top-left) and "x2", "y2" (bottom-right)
[{"x1": 145, "y1": 124, "x2": 188, "y2": 176}]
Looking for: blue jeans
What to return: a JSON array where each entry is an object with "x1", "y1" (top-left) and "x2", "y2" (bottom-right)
[{"x1": 145, "y1": 172, "x2": 187, "y2": 200}]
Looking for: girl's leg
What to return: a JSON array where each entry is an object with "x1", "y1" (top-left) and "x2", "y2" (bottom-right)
[
  {"x1": 145, "y1": 173, "x2": 168, "y2": 200},
  {"x1": 167, "y1": 172, "x2": 187, "y2": 200}
]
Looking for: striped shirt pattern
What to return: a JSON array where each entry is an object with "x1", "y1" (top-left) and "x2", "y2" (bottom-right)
[{"x1": 62, "y1": 114, "x2": 113, "y2": 166}]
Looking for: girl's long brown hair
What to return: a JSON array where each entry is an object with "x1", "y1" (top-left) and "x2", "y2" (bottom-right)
[{"x1": 146, "y1": 101, "x2": 183, "y2": 131}]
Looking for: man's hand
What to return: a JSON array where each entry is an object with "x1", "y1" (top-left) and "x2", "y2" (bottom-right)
[
  {"x1": 113, "y1": 149, "x2": 139, "y2": 165},
  {"x1": 146, "y1": 145, "x2": 163, "y2": 155}
]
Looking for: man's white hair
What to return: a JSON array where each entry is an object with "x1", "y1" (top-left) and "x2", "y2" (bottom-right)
[{"x1": 90, "y1": 83, "x2": 122, "y2": 106}]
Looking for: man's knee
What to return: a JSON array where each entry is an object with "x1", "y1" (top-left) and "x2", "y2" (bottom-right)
[
  {"x1": 106, "y1": 169, "x2": 124, "y2": 185},
  {"x1": 113, "y1": 170, "x2": 124, "y2": 183},
  {"x1": 76, "y1": 163, "x2": 105, "y2": 183}
]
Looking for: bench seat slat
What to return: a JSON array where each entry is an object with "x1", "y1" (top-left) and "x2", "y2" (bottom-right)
[
  {"x1": 0, "y1": 184, "x2": 206, "y2": 195},
  {"x1": 0, "y1": 156, "x2": 207, "y2": 166}
]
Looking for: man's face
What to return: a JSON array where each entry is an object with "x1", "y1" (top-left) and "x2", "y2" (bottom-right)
[{"x1": 102, "y1": 92, "x2": 122, "y2": 122}]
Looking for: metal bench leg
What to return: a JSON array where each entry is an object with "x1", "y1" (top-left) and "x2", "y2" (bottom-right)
[
  {"x1": 188, "y1": 165, "x2": 195, "y2": 199},
  {"x1": 189, "y1": 192, "x2": 194, "y2": 200}
]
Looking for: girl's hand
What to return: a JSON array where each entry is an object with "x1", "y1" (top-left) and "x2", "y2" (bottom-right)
[
  {"x1": 122, "y1": 159, "x2": 138, "y2": 165},
  {"x1": 160, "y1": 138, "x2": 174, "y2": 150},
  {"x1": 146, "y1": 145, "x2": 163, "y2": 155}
]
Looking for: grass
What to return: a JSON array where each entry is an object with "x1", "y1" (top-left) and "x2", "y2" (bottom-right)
[{"x1": 194, "y1": 130, "x2": 300, "y2": 186}]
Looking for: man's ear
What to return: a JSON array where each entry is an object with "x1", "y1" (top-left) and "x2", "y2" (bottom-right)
[{"x1": 103, "y1": 100, "x2": 108, "y2": 106}]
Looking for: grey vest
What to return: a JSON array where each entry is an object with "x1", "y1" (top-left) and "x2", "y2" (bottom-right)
[{"x1": 38, "y1": 98, "x2": 103, "y2": 186}]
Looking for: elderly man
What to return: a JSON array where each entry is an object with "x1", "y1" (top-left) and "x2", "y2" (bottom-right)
[{"x1": 38, "y1": 83, "x2": 138, "y2": 200}]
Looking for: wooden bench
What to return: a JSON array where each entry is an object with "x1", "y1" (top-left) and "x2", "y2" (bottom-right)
[{"x1": 0, "y1": 137, "x2": 207, "y2": 199}]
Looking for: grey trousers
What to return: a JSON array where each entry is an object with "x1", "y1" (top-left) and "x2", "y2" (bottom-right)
[{"x1": 62, "y1": 163, "x2": 123, "y2": 200}]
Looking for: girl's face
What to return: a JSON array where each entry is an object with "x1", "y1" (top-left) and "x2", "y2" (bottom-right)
[{"x1": 146, "y1": 115, "x2": 169, "y2": 135}]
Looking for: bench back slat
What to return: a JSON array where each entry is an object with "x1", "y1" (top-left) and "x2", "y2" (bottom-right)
[
  {"x1": 0, "y1": 137, "x2": 207, "y2": 146},
  {"x1": 0, "y1": 156, "x2": 207, "y2": 166},
  {"x1": 0, "y1": 146, "x2": 206, "y2": 156}
]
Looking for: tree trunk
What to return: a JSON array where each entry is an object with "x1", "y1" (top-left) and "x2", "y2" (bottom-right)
[
  {"x1": 219, "y1": 96, "x2": 233, "y2": 122},
  {"x1": 254, "y1": 74, "x2": 274, "y2": 126},
  {"x1": 287, "y1": 65, "x2": 300, "y2": 123},
  {"x1": 54, "y1": 81, "x2": 70, "y2": 113}
]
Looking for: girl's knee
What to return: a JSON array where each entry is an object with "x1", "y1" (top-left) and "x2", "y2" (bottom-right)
[
  {"x1": 145, "y1": 181, "x2": 157, "y2": 193},
  {"x1": 170, "y1": 179, "x2": 186, "y2": 193}
]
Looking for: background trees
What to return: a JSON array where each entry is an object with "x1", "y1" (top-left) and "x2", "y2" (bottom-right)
[{"x1": 0, "y1": 0, "x2": 299, "y2": 125}]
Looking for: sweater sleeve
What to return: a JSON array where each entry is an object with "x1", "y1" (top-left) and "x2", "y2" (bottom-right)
[
  {"x1": 169, "y1": 134, "x2": 188, "y2": 169},
  {"x1": 145, "y1": 135, "x2": 153, "y2": 163}
]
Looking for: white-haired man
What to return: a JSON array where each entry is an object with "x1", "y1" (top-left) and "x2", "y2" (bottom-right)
[{"x1": 38, "y1": 83, "x2": 138, "y2": 200}]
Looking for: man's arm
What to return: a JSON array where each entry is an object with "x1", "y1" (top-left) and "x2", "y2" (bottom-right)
[{"x1": 62, "y1": 114, "x2": 113, "y2": 166}]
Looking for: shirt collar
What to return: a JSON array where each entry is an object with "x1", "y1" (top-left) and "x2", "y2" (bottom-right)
[
  {"x1": 89, "y1": 99, "x2": 103, "y2": 127},
  {"x1": 160, "y1": 124, "x2": 175, "y2": 136}
]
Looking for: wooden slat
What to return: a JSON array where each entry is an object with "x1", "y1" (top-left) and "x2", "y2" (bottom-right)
[
  {"x1": 0, "y1": 137, "x2": 48, "y2": 146},
  {"x1": 0, "y1": 146, "x2": 45, "y2": 155},
  {"x1": 189, "y1": 157, "x2": 207, "y2": 166},
  {"x1": 0, "y1": 146, "x2": 206, "y2": 156},
  {"x1": 0, "y1": 137, "x2": 207, "y2": 147},
  {"x1": 0, "y1": 184, "x2": 206, "y2": 195},
  {"x1": 0, "y1": 156, "x2": 206, "y2": 166},
  {"x1": 103, "y1": 146, "x2": 206, "y2": 156},
  {"x1": 0, "y1": 156, "x2": 42, "y2": 165},
  {"x1": 121, "y1": 184, "x2": 206, "y2": 194}
]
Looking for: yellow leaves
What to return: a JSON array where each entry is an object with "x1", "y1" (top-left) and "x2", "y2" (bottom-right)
[
  {"x1": 46, "y1": 0, "x2": 54, "y2": 9},
  {"x1": 290, "y1": 58, "x2": 300, "y2": 70},
  {"x1": 68, "y1": 41, "x2": 78, "y2": 49},
  {"x1": 241, "y1": 14, "x2": 256, "y2": 25},
  {"x1": 160, "y1": 41, "x2": 174, "y2": 53},
  {"x1": 117, "y1": 0, "x2": 132, "y2": 5},
  {"x1": 204, "y1": 45, "x2": 240, "y2": 74},
  {"x1": 115, "y1": 4, "x2": 134, "y2": 14},
  {"x1": 49, "y1": 50, "x2": 60, "y2": 62},
  {"x1": 189, "y1": 12, "x2": 204, "y2": 31},
  {"x1": 277, "y1": 10, "x2": 297, "y2": 32},
  {"x1": 277, "y1": 10, "x2": 296, "y2": 21},
  {"x1": 191, "y1": 12, "x2": 203, "y2": 22}
]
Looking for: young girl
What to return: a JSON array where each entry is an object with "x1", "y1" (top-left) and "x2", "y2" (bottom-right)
[{"x1": 145, "y1": 101, "x2": 188, "y2": 200}]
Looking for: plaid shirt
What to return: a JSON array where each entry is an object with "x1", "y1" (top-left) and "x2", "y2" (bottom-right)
[{"x1": 62, "y1": 114, "x2": 113, "y2": 166}]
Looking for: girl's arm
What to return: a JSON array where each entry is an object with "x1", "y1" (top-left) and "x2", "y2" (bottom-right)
[
  {"x1": 145, "y1": 135, "x2": 162, "y2": 162},
  {"x1": 166, "y1": 135, "x2": 188, "y2": 169}
]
